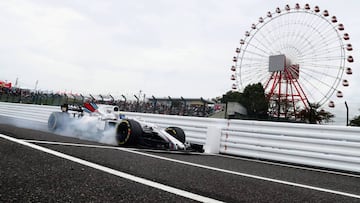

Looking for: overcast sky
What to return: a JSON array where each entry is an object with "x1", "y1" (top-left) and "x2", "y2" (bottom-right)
[{"x1": 1, "y1": 0, "x2": 359, "y2": 124}]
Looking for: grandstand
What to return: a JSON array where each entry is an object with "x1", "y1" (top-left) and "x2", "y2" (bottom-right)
[{"x1": 0, "y1": 86, "x2": 218, "y2": 117}]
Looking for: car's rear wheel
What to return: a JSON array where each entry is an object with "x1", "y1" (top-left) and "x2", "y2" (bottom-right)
[
  {"x1": 48, "y1": 112, "x2": 69, "y2": 131},
  {"x1": 116, "y1": 119, "x2": 142, "y2": 146},
  {"x1": 165, "y1": 126, "x2": 186, "y2": 143}
]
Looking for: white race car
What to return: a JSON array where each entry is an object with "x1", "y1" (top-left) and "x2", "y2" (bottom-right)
[{"x1": 47, "y1": 103, "x2": 203, "y2": 152}]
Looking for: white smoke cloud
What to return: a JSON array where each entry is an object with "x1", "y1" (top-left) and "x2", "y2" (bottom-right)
[{"x1": 50, "y1": 115, "x2": 118, "y2": 145}]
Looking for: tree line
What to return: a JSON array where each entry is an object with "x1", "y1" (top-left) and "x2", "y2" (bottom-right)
[{"x1": 221, "y1": 83, "x2": 360, "y2": 125}]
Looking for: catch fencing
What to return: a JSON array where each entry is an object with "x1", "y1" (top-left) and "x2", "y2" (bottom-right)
[{"x1": 0, "y1": 102, "x2": 359, "y2": 173}]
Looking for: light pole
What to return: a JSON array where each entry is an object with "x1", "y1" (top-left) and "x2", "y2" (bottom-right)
[{"x1": 345, "y1": 101, "x2": 349, "y2": 126}]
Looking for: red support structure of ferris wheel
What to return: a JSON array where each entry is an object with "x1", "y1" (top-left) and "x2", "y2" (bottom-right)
[
  {"x1": 284, "y1": 67, "x2": 310, "y2": 110},
  {"x1": 265, "y1": 65, "x2": 310, "y2": 118}
]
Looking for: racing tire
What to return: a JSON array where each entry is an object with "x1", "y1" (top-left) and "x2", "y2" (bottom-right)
[
  {"x1": 48, "y1": 112, "x2": 69, "y2": 131},
  {"x1": 165, "y1": 126, "x2": 186, "y2": 143},
  {"x1": 116, "y1": 119, "x2": 142, "y2": 146}
]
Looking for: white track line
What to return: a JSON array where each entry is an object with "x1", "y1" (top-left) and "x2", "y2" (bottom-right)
[
  {"x1": 22, "y1": 139, "x2": 206, "y2": 155},
  {"x1": 21, "y1": 140, "x2": 124, "y2": 150},
  {"x1": 24, "y1": 139, "x2": 359, "y2": 178},
  {"x1": 21, "y1": 139, "x2": 360, "y2": 199},
  {"x1": 215, "y1": 154, "x2": 360, "y2": 178},
  {"x1": 0, "y1": 134, "x2": 223, "y2": 203}
]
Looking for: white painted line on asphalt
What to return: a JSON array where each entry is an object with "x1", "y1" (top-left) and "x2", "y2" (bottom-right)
[
  {"x1": 22, "y1": 139, "x2": 209, "y2": 155},
  {"x1": 21, "y1": 140, "x2": 122, "y2": 149},
  {"x1": 1, "y1": 134, "x2": 223, "y2": 203},
  {"x1": 216, "y1": 154, "x2": 360, "y2": 178},
  {"x1": 116, "y1": 146, "x2": 360, "y2": 199},
  {"x1": 21, "y1": 139, "x2": 360, "y2": 199},
  {"x1": 24, "y1": 139, "x2": 359, "y2": 178}
]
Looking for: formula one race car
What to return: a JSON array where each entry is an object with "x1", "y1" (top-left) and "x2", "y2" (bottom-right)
[{"x1": 48, "y1": 103, "x2": 203, "y2": 152}]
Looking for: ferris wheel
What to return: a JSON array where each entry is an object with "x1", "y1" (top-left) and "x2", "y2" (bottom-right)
[{"x1": 230, "y1": 3, "x2": 353, "y2": 118}]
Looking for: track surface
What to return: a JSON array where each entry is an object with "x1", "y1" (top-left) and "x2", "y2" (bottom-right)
[{"x1": 1, "y1": 117, "x2": 360, "y2": 202}]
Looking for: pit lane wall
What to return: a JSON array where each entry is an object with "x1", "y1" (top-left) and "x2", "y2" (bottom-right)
[{"x1": 1, "y1": 102, "x2": 360, "y2": 173}]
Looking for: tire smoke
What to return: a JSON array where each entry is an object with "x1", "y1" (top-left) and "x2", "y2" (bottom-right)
[{"x1": 51, "y1": 116, "x2": 118, "y2": 145}]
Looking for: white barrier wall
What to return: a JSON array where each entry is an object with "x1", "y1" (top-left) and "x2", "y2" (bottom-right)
[
  {"x1": 0, "y1": 102, "x2": 360, "y2": 173},
  {"x1": 222, "y1": 119, "x2": 360, "y2": 172}
]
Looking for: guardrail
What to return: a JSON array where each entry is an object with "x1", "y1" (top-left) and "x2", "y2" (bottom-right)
[
  {"x1": 0, "y1": 102, "x2": 360, "y2": 173},
  {"x1": 222, "y1": 120, "x2": 360, "y2": 172}
]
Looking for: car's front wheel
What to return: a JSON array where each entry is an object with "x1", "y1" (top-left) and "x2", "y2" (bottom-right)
[{"x1": 165, "y1": 126, "x2": 186, "y2": 143}]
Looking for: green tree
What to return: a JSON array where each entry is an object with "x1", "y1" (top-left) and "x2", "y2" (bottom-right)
[
  {"x1": 221, "y1": 90, "x2": 242, "y2": 103},
  {"x1": 240, "y1": 83, "x2": 269, "y2": 119},
  {"x1": 299, "y1": 103, "x2": 334, "y2": 124},
  {"x1": 350, "y1": 115, "x2": 360, "y2": 126},
  {"x1": 221, "y1": 83, "x2": 269, "y2": 119}
]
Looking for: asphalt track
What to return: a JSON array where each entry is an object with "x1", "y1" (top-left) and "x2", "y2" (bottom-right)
[{"x1": 0, "y1": 117, "x2": 360, "y2": 202}]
